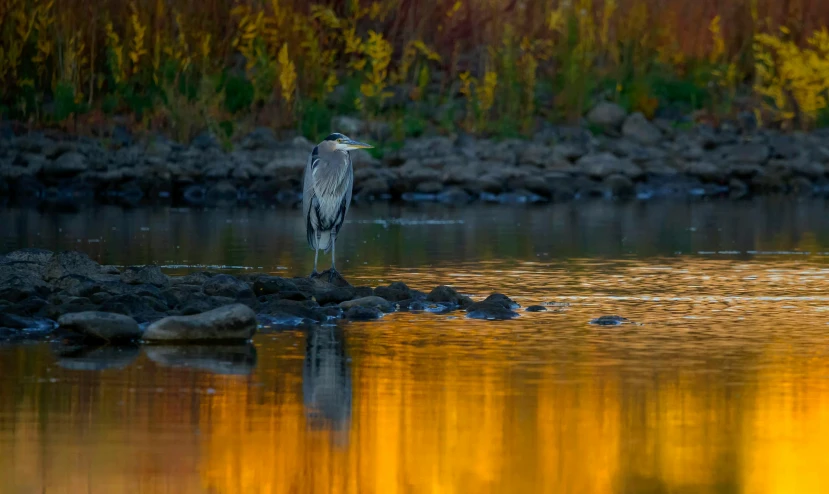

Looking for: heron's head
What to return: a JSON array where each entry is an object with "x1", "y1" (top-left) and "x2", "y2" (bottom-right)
[{"x1": 323, "y1": 133, "x2": 374, "y2": 151}]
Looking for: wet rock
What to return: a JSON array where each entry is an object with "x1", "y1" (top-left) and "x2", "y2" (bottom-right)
[
  {"x1": 57, "y1": 311, "x2": 142, "y2": 343},
  {"x1": 525, "y1": 305, "x2": 547, "y2": 312},
  {"x1": 260, "y1": 298, "x2": 327, "y2": 323},
  {"x1": 203, "y1": 274, "x2": 254, "y2": 300},
  {"x1": 426, "y1": 285, "x2": 472, "y2": 308},
  {"x1": 44, "y1": 251, "x2": 104, "y2": 282},
  {"x1": 54, "y1": 274, "x2": 103, "y2": 297},
  {"x1": 481, "y1": 293, "x2": 520, "y2": 309},
  {"x1": 339, "y1": 296, "x2": 394, "y2": 313},
  {"x1": 4, "y1": 248, "x2": 54, "y2": 264},
  {"x1": 375, "y1": 281, "x2": 421, "y2": 302},
  {"x1": 0, "y1": 262, "x2": 51, "y2": 302},
  {"x1": 143, "y1": 303, "x2": 257, "y2": 342},
  {"x1": 309, "y1": 269, "x2": 352, "y2": 288},
  {"x1": 252, "y1": 276, "x2": 299, "y2": 296},
  {"x1": 622, "y1": 113, "x2": 662, "y2": 145},
  {"x1": 587, "y1": 102, "x2": 627, "y2": 129},
  {"x1": 121, "y1": 266, "x2": 170, "y2": 287},
  {"x1": 43, "y1": 151, "x2": 88, "y2": 177},
  {"x1": 577, "y1": 153, "x2": 642, "y2": 178},
  {"x1": 720, "y1": 142, "x2": 770, "y2": 164},
  {"x1": 344, "y1": 305, "x2": 384, "y2": 321},
  {"x1": 589, "y1": 315, "x2": 633, "y2": 326},
  {"x1": 466, "y1": 301, "x2": 520, "y2": 320},
  {"x1": 144, "y1": 343, "x2": 257, "y2": 375},
  {"x1": 684, "y1": 161, "x2": 726, "y2": 182},
  {"x1": 604, "y1": 174, "x2": 636, "y2": 198},
  {"x1": 98, "y1": 294, "x2": 164, "y2": 322}
]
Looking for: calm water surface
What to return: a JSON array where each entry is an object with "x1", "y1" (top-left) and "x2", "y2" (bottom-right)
[{"x1": 2, "y1": 198, "x2": 829, "y2": 493}]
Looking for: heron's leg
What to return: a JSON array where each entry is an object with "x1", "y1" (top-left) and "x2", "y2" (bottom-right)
[
  {"x1": 310, "y1": 231, "x2": 321, "y2": 277},
  {"x1": 329, "y1": 236, "x2": 338, "y2": 282},
  {"x1": 311, "y1": 247, "x2": 319, "y2": 277}
]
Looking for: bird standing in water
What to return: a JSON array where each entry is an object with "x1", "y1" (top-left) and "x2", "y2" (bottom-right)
[{"x1": 302, "y1": 133, "x2": 373, "y2": 280}]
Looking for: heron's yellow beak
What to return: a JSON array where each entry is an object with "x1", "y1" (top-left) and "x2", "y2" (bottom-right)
[{"x1": 343, "y1": 139, "x2": 373, "y2": 150}]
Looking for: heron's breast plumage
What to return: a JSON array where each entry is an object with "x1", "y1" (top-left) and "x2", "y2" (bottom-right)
[{"x1": 311, "y1": 156, "x2": 351, "y2": 231}]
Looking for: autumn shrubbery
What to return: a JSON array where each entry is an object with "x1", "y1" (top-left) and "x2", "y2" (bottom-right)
[{"x1": 1, "y1": 0, "x2": 829, "y2": 146}]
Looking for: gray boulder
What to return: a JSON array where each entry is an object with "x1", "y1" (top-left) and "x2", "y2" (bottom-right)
[
  {"x1": 587, "y1": 102, "x2": 627, "y2": 129},
  {"x1": 43, "y1": 151, "x2": 88, "y2": 177},
  {"x1": 142, "y1": 303, "x2": 257, "y2": 342},
  {"x1": 121, "y1": 265, "x2": 170, "y2": 287},
  {"x1": 339, "y1": 296, "x2": 394, "y2": 313},
  {"x1": 622, "y1": 113, "x2": 663, "y2": 145},
  {"x1": 577, "y1": 153, "x2": 642, "y2": 178},
  {"x1": 44, "y1": 251, "x2": 104, "y2": 281},
  {"x1": 57, "y1": 311, "x2": 142, "y2": 342},
  {"x1": 203, "y1": 274, "x2": 254, "y2": 299}
]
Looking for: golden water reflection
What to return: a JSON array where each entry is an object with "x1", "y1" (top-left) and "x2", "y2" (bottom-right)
[{"x1": 2, "y1": 257, "x2": 829, "y2": 493}]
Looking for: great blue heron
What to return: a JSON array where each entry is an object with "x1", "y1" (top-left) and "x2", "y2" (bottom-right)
[{"x1": 302, "y1": 132, "x2": 373, "y2": 279}]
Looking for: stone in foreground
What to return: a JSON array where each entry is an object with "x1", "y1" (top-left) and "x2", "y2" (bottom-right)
[
  {"x1": 143, "y1": 303, "x2": 257, "y2": 342},
  {"x1": 339, "y1": 296, "x2": 394, "y2": 313},
  {"x1": 589, "y1": 315, "x2": 633, "y2": 326},
  {"x1": 57, "y1": 311, "x2": 142, "y2": 343}
]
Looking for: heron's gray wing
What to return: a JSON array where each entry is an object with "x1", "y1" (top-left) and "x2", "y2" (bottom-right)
[{"x1": 302, "y1": 146, "x2": 320, "y2": 248}]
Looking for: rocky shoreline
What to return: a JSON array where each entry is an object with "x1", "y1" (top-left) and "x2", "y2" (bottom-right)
[
  {"x1": 3, "y1": 106, "x2": 829, "y2": 208},
  {"x1": 0, "y1": 248, "x2": 535, "y2": 348}
]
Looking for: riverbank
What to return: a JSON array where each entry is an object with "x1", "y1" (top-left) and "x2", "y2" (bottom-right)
[{"x1": 2, "y1": 108, "x2": 829, "y2": 209}]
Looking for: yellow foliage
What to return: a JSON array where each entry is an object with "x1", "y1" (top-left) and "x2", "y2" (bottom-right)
[
  {"x1": 105, "y1": 21, "x2": 125, "y2": 85},
  {"x1": 277, "y1": 43, "x2": 296, "y2": 105},
  {"x1": 754, "y1": 27, "x2": 829, "y2": 127},
  {"x1": 128, "y1": 1, "x2": 147, "y2": 75},
  {"x1": 709, "y1": 16, "x2": 725, "y2": 63},
  {"x1": 359, "y1": 30, "x2": 393, "y2": 104}
]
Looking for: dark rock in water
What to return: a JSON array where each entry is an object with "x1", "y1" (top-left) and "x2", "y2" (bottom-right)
[
  {"x1": 4, "y1": 295, "x2": 49, "y2": 315},
  {"x1": 309, "y1": 269, "x2": 352, "y2": 288},
  {"x1": 589, "y1": 315, "x2": 633, "y2": 326},
  {"x1": 57, "y1": 311, "x2": 142, "y2": 343},
  {"x1": 260, "y1": 298, "x2": 328, "y2": 322},
  {"x1": 344, "y1": 305, "x2": 384, "y2": 320},
  {"x1": 43, "y1": 151, "x2": 88, "y2": 177},
  {"x1": 481, "y1": 293, "x2": 520, "y2": 310},
  {"x1": 54, "y1": 274, "x2": 102, "y2": 297},
  {"x1": 144, "y1": 343, "x2": 257, "y2": 375},
  {"x1": 172, "y1": 272, "x2": 212, "y2": 286},
  {"x1": 375, "y1": 281, "x2": 421, "y2": 302},
  {"x1": 339, "y1": 296, "x2": 394, "y2": 313},
  {"x1": 142, "y1": 303, "x2": 257, "y2": 342},
  {"x1": 203, "y1": 274, "x2": 254, "y2": 300},
  {"x1": 120, "y1": 266, "x2": 170, "y2": 287},
  {"x1": 53, "y1": 343, "x2": 141, "y2": 371},
  {"x1": 525, "y1": 305, "x2": 548, "y2": 312},
  {"x1": 0, "y1": 262, "x2": 51, "y2": 302},
  {"x1": 98, "y1": 293, "x2": 164, "y2": 322},
  {"x1": 466, "y1": 301, "x2": 520, "y2": 320},
  {"x1": 253, "y1": 276, "x2": 299, "y2": 295},
  {"x1": 44, "y1": 251, "x2": 103, "y2": 282},
  {"x1": 353, "y1": 286, "x2": 374, "y2": 298},
  {"x1": 426, "y1": 285, "x2": 473, "y2": 308},
  {"x1": 291, "y1": 276, "x2": 356, "y2": 305},
  {"x1": 4, "y1": 248, "x2": 54, "y2": 265},
  {"x1": 315, "y1": 286, "x2": 356, "y2": 306}
]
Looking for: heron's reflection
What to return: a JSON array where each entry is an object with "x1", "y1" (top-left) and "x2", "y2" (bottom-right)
[{"x1": 302, "y1": 326, "x2": 352, "y2": 441}]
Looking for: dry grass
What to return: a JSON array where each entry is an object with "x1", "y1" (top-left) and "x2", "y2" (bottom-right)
[{"x1": 1, "y1": 0, "x2": 828, "y2": 139}]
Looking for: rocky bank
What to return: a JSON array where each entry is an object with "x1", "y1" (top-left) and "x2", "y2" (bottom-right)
[
  {"x1": 2, "y1": 105, "x2": 829, "y2": 208},
  {"x1": 0, "y1": 248, "x2": 532, "y2": 346}
]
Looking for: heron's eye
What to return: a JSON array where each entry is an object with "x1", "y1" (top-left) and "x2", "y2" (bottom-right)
[{"x1": 336, "y1": 138, "x2": 343, "y2": 143}]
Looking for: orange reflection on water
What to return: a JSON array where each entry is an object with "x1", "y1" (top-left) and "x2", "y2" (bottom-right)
[{"x1": 2, "y1": 258, "x2": 829, "y2": 493}]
